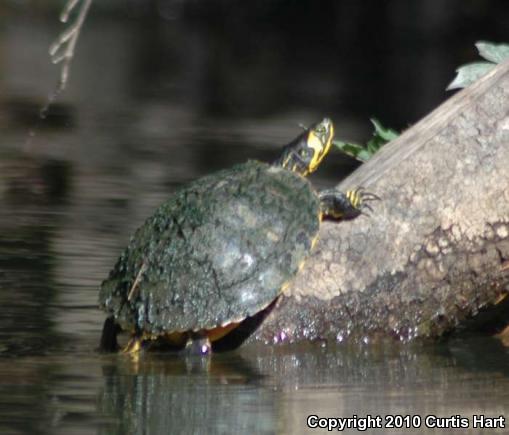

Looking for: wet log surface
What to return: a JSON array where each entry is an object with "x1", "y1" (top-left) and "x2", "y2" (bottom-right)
[{"x1": 252, "y1": 60, "x2": 509, "y2": 345}]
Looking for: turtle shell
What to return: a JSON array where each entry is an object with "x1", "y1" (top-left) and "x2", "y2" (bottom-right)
[{"x1": 99, "y1": 160, "x2": 320, "y2": 335}]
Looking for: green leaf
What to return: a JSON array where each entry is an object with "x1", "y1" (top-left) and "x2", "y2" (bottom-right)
[
  {"x1": 332, "y1": 119, "x2": 399, "y2": 162},
  {"x1": 366, "y1": 139, "x2": 378, "y2": 154},
  {"x1": 476, "y1": 41, "x2": 509, "y2": 64},
  {"x1": 447, "y1": 41, "x2": 509, "y2": 91},
  {"x1": 370, "y1": 118, "x2": 399, "y2": 141},
  {"x1": 332, "y1": 140, "x2": 367, "y2": 161},
  {"x1": 446, "y1": 62, "x2": 495, "y2": 90},
  {"x1": 356, "y1": 149, "x2": 373, "y2": 162}
]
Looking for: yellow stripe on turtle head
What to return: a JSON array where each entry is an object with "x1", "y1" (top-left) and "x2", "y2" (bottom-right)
[
  {"x1": 275, "y1": 117, "x2": 335, "y2": 177},
  {"x1": 307, "y1": 118, "x2": 334, "y2": 174}
]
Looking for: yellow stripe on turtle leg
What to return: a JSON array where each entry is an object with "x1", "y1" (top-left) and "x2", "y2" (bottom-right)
[{"x1": 122, "y1": 336, "x2": 144, "y2": 353}]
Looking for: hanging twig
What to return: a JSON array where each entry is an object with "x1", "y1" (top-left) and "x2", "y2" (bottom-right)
[
  {"x1": 49, "y1": 0, "x2": 93, "y2": 93},
  {"x1": 25, "y1": 0, "x2": 93, "y2": 150}
]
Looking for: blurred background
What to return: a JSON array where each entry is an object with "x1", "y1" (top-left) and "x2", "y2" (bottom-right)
[
  {"x1": 1, "y1": 2, "x2": 509, "y2": 434},
  {"x1": 1, "y1": 1, "x2": 509, "y2": 185},
  {"x1": 3, "y1": 1, "x2": 509, "y2": 138}
]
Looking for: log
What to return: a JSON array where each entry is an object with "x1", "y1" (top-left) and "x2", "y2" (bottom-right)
[{"x1": 251, "y1": 59, "x2": 509, "y2": 345}]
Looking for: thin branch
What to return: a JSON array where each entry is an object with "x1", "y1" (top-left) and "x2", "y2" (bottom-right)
[
  {"x1": 49, "y1": 0, "x2": 93, "y2": 93},
  {"x1": 25, "y1": 0, "x2": 93, "y2": 151},
  {"x1": 127, "y1": 263, "x2": 148, "y2": 302}
]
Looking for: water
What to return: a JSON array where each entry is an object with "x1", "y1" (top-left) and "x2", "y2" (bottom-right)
[
  {"x1": 2, "y1": 4, "x2": 509, "y2": 434},
  {"x1": 2, "y1": 338, "x2": 509, "y2": 434}
]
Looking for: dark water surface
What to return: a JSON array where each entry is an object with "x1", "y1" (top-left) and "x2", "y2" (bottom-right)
[
  {"x1": 2, "y1": 4, "x2": 509, "y2": 434},
  {"x1": 3, "y1": 338, "x2": 509, "y2": 435}
]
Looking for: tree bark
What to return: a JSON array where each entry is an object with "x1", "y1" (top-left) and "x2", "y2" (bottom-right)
[{"x1": 252, "y1": 60, "x2": 509, "y2": 345}]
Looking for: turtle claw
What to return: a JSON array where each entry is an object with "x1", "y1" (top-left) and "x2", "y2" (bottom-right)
[
  {"x1": 362, "y1": 192, "x2": 381, "y2": 202},
  {"x1": 346, "y1": 187, "x2": 381, "y2": 213},
  {"x1": 353, "y1": 186, "x2": 381, "y2": 200},
  {"x1": 360, "y1": 202, "x2": 374, "y2": 216},
  {"x1": 359, "y1": 191, "x2": 380, "y2": 217}
]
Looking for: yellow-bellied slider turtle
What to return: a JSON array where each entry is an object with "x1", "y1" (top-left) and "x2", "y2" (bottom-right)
[{"x1": 99, "y1": 118, "x2": 377, "y2": 354}]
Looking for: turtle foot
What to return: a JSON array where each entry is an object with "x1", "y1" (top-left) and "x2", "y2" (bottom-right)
[
  {"x1": 184, "y1": 336, "x2": 212, "y2": 356},
  {"x1": 122, "y1": 336, "x2": 145, "y2": 354}
]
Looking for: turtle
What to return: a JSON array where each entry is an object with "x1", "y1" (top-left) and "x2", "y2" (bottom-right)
[{"x1": 99, "y1": 118, "x2": 378, "y2": 354}]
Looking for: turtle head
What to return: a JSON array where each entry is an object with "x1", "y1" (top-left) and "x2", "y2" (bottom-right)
[{"x1": 275, "y1": 118, "x2": 334, "y2": 176}]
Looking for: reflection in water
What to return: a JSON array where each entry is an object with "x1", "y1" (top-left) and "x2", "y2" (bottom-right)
[
  {"x1": 2, "y1": 3, "x2": 509, "y2": 434},
  {"x1": 8, "y1": 340, "x2": 502, "y2": 434},
  {"x1": 0, "y1": 153, "x2": 70, "y2": 433},
  {"x1": 98, "y1": 353, "x2": 272, "y2": 435},
  {"x1": 0, "y1": 154, "x2": 70, "y2": 357},
  {"x1": 4, "y1": 340, "x2": 502, "y2": 435}
]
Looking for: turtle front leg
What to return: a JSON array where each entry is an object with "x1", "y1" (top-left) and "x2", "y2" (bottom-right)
[{"x1": 319, "y1": 187, "x2": 380, "y2": 220}]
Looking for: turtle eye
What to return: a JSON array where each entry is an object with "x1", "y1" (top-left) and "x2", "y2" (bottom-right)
[
  {"x1": 299, "y1": 148, "x2": 310, "y2": 159},
  {"x1": 315, "y1": 125, "x2": 326, "y2": 135}
]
